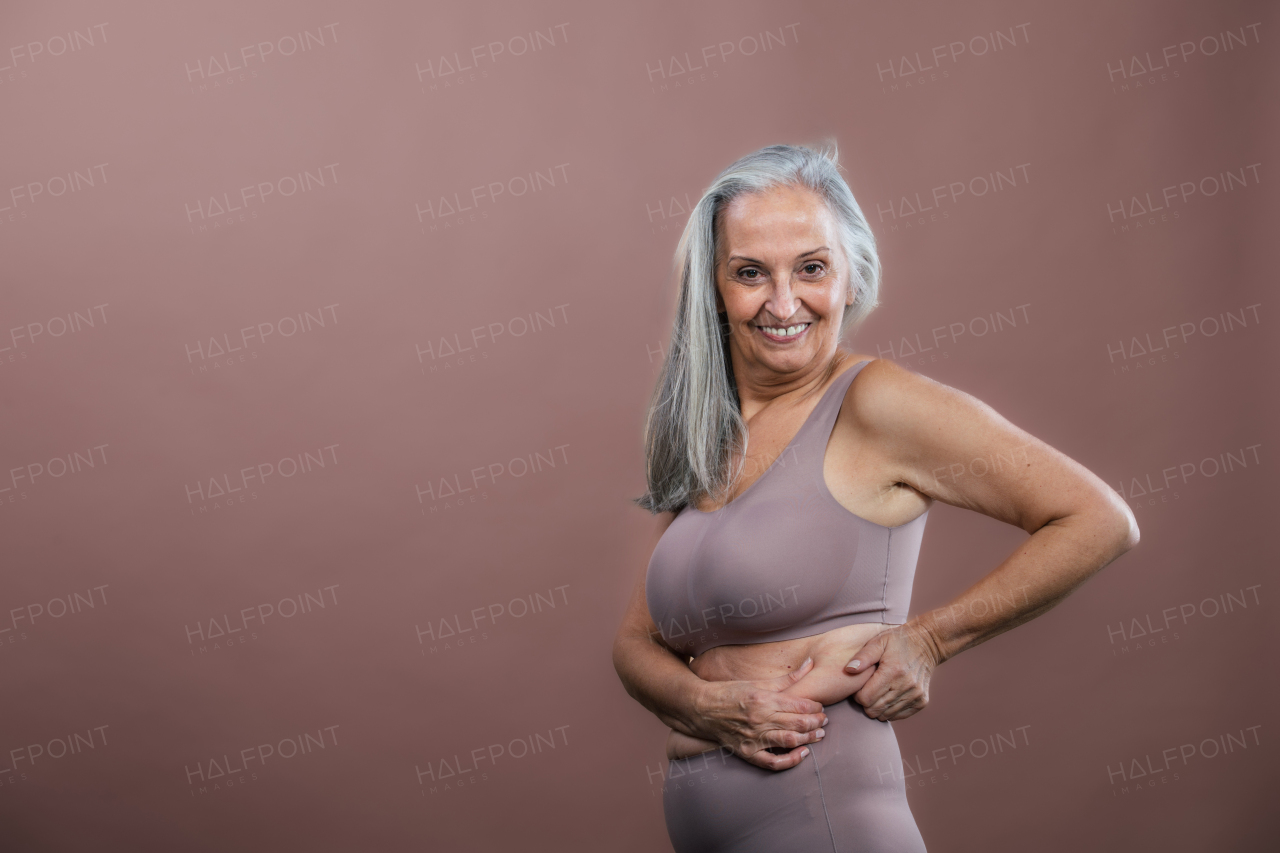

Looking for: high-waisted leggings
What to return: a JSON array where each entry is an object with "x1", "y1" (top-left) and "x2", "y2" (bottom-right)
[{"x1": 662, "y1": 697, "x2": 927, "y2": 852}]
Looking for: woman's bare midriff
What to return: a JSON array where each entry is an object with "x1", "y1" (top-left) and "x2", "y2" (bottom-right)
[{"x1": 665, "y1": 621, "x2": 891, "y2": 760}]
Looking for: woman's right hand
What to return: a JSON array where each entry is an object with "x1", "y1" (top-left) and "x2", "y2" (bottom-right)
[{"x1": 679, "y1": 657, "x2": 829, "y2": 770}]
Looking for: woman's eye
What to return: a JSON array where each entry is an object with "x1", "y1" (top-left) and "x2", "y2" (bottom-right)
[
  {"x1": 740, "y1": 268, "x2": 760, "y2": 280},
  {"x1": 803, "y1": 263, "x2": 823, "y2": 275}
]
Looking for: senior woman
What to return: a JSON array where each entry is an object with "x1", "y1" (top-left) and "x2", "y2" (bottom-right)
[{"x1": 612, "y1": 144, "x2": 1139, "y2": 852}]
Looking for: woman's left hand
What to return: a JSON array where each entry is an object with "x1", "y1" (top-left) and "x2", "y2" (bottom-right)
[{"x1": 843, "y1": 622, "x2": 942, "y2": 722}]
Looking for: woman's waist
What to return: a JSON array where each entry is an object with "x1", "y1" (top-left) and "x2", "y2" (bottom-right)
[{"x1": 689, "y1": 621, "x2": 893, "y2": 683}]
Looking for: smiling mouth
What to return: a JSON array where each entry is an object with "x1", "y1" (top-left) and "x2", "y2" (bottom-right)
[{"x1": 757, "y1": 322, "x2": 811, "y2": 341}]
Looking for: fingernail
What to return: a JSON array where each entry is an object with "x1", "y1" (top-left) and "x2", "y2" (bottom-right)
[
  {"x1": 815, "y1": 729, "x2": 825, "y2": 739},
  {"x1": 848, "y1": 659, "x2": 860, "y2": 670},
  {"x1": 803, "y1": 656, "x2": 812, "y2": 668},
  {"x1": 800, "y1": 747, "x2": 810, "y2": 758},
  {"x1": 821, "y1": 716, "x2": 829, "y2": 726}
]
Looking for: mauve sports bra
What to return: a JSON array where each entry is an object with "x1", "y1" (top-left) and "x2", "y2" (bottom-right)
[{"x1": 645, "y1": 359, "x2": 929, "y2": 658}]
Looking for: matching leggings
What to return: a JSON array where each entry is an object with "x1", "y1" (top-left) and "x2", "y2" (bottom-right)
[{"x1": 662, "y1": 697, "x2": 927, "y2": 852}]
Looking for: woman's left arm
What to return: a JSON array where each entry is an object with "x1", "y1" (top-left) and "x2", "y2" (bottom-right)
[{"x1": 838, "y1": 359, "x2": 1140, "y2": 721}]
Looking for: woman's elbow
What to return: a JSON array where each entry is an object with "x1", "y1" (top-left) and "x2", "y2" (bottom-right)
[
  {"x1": 612, "y1": 631, "x2": 645, "y2": 694},
  {"x1": 1100, "y1": 492, "x2": 1140, "y2": 557},
  {"x1": 1120, "y1": 510, "x2": 1140, "y2": 552},
  {"x1": 612, "y1": 632, "x2": 633, "y2": 678}
]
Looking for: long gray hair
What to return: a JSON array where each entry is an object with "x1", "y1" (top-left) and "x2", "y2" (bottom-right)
[{"x1": 635, "y1": 142, "x2": 881, "y2": 514}]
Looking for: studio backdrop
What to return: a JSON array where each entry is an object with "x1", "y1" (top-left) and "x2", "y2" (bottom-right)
[{"x1": 1, "y1": 0, "x2": 1274, "y2": 850}]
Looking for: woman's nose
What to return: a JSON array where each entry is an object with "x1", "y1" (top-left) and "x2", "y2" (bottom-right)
[{"x1": 766, "y1": 277, "x2": 800, "y2": 320}]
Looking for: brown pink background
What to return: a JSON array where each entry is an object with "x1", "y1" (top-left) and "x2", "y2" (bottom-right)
[{"x1": 1, "y1": 0, "x2": 1275, "y2": 850}]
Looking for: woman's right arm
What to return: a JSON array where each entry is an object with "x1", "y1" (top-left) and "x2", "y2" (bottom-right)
[{"x1": 611, "y1": 511, "x2": 829, "y2": 771}]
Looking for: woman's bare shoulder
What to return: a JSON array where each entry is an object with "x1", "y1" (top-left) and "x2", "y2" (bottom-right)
[
  {"x1": 837, "y1": 354, "x2": 980, "y2": 437},
  {"x1": 840, "y1": 353, "x2": 933, "y2": 386}
]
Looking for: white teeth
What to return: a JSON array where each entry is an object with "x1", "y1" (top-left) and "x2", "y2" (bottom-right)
[{"x1": 761, "y1": 323, "x2": 808, "y2": 337}]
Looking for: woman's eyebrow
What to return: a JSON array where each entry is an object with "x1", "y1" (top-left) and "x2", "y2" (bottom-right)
[{"x1": 727, "y1": 247, "x2": 829, "y2": 264}]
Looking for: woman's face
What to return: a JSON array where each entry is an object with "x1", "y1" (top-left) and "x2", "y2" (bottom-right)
[{"x1": 714, "y1": 184, "x2": 854, "y2": 381}]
